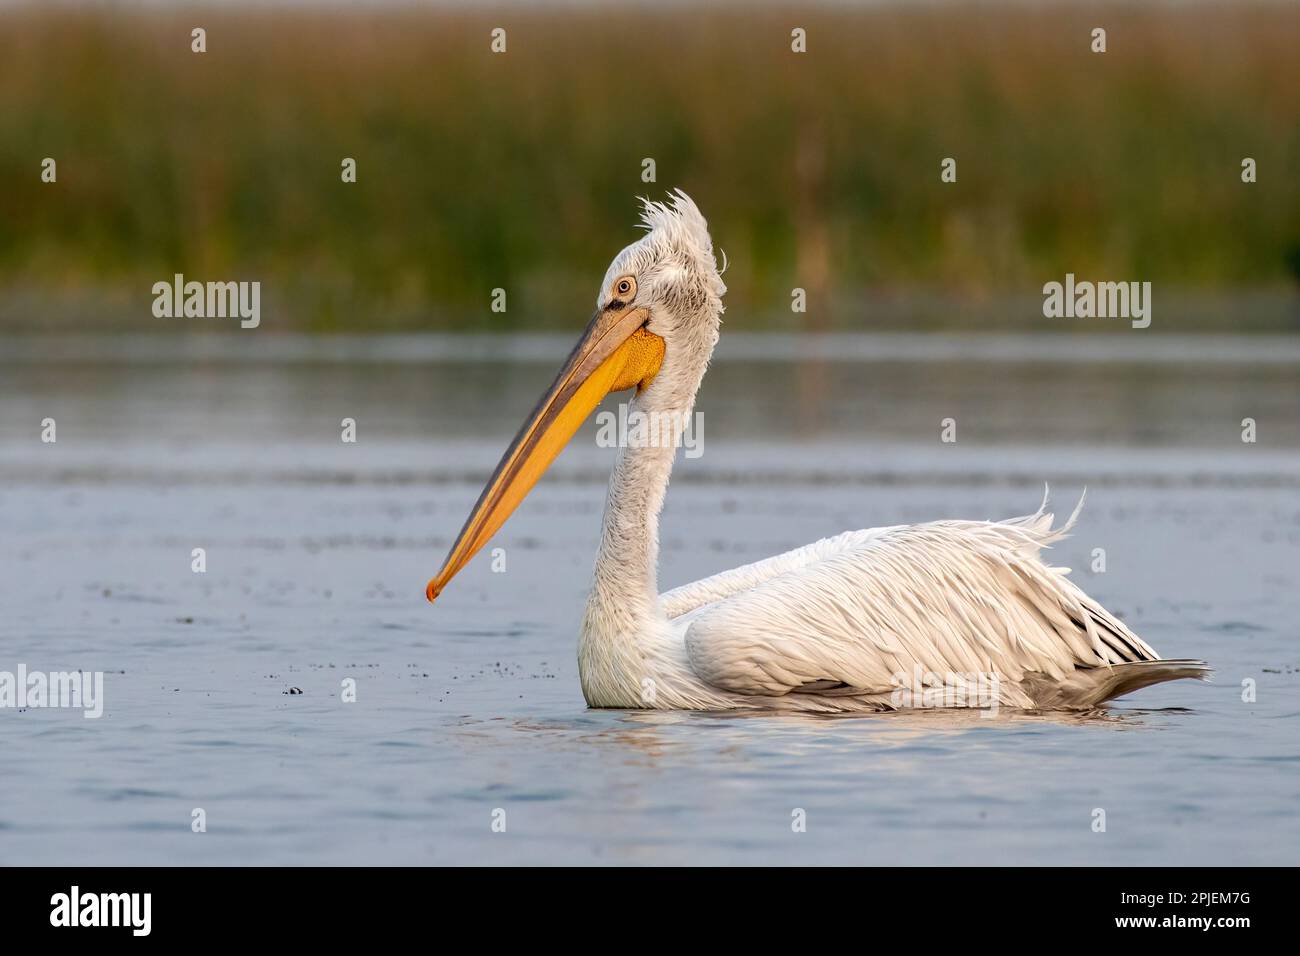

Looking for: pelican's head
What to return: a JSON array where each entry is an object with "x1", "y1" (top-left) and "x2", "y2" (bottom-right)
[
  {"x1": 597, "y1": 190, "x2": 727, "y2": 393},
  {"x1": 426, "y1": 190, "x2": 725, "y2": 602}
]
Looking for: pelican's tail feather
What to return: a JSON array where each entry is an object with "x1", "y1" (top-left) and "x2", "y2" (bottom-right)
[{"x1": 1023, "y1": 659, "x2": 1212, "y2": 710}]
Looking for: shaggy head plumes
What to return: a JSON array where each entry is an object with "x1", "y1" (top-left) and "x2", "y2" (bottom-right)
[{"x1": 597, "y1": 190, "x2": 726, "y2": 346}]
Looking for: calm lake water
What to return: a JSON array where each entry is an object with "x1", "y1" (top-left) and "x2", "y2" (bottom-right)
[{"x1": 1, "y1": 333, "x2": 1298, "y2": 865}]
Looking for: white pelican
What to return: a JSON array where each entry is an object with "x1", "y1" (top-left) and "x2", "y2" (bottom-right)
[{"x1": 426, "y1": 190, "x2": 1208, "y2": 713}]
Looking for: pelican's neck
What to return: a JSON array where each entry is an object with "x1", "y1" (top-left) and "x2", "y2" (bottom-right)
[
  {"x1": 578, "y1": 303, "x2": 723, "y2": 707},
  {"x1": 587, "y1": 390, "x2": 683, "y2": 629},
  {"x1": 578, "y1": 358, "x2": 730, "y2": 710}
]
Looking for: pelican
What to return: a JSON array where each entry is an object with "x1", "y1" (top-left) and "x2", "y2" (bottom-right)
[{"x1": 426, "y1": 190, "x2": 1208, "y2": 713}]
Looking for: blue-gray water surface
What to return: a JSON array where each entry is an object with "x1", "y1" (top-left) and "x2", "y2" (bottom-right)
[{"x1": 1, "y1": 333, "x2": 1297, "y2": 865}]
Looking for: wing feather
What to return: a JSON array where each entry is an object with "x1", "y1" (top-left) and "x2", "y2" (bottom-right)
[{"x1": 681, "y1": 506, "x2": 1158, "y2": 701}]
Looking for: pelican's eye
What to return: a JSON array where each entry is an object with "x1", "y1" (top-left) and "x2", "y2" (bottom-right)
[{"x1": 614, "y1": 277, "x2": 635, "y2": 299}]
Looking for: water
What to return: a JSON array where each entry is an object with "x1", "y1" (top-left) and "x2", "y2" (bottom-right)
[{"x1": 1, "y1": 333, "x2": 1298, "y2": 865}]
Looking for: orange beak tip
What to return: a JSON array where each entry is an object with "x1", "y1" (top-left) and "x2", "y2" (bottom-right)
[{"x1": 425, "y1": 579, "x2": 442, "y2": 603}]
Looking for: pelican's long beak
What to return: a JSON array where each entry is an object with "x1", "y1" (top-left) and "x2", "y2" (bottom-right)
[{"x1": 426, "y1": 304, "x2": 665, "y2": 602}]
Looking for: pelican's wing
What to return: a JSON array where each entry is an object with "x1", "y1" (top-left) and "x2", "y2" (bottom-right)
[
  {"x1": 660, "y1": 528, "x2": 899, "y2": 619},
  {"x1": 681, "y1": 505, "x2": 1162, "y2": 700}
]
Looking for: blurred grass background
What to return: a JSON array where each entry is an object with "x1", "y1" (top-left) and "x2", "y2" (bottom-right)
[{"x1": 0, "y1": 1, "x2": 1297, "y2": 333}]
